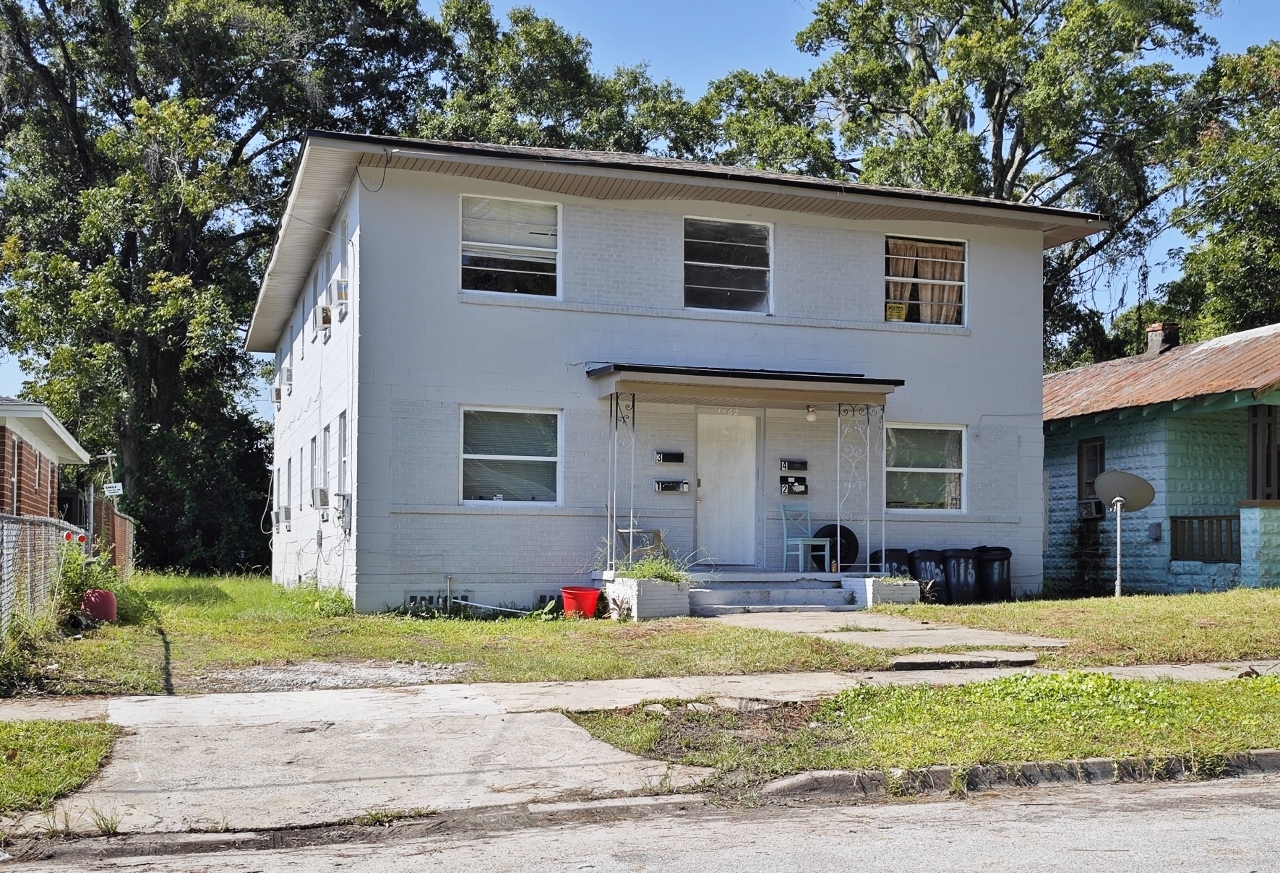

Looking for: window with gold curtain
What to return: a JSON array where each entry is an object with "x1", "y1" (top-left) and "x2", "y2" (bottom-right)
[{"x1": 884, "y1": 237, "x2": 965, "y2": 325}]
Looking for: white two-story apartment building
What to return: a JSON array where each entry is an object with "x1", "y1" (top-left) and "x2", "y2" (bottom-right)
[{"x1": 247, "y1": 132, "x2": 1103, "y2": 612}]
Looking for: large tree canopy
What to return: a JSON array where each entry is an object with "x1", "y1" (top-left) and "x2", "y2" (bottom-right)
[
  {"x1": 0, "y1": 0, "x2": 698, "y2": 570},
  {"x1": 1161, "y1": 42, "x2": 1280, "y2": 337},
  {"x1": 698, "y1": 0, "x2": 1221, "y2": 366},
  {"x1": 0, "y1": 0, "x2": 447, "y2": 569},
  {"x1": 0, "y1": 0, "x2": 1264, "y2": 569}
]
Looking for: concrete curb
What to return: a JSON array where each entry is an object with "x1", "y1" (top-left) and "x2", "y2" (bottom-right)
[{"x1": 760, "y1": 749, "x2": 1280, "y2": 799}]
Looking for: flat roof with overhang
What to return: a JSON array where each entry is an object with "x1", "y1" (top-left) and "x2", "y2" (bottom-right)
[
  {"x1": 246, "y1": 131, "x2": 1109, "y2": 353},
  {"x1": 587, "y1": 362, "x2": 904, "y2": 408}
]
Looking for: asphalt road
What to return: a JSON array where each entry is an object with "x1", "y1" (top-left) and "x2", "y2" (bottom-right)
[{"x1": 22, "y1": 775, "x2": 1280, "y2": 872}]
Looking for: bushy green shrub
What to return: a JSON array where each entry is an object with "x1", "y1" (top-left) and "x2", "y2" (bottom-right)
[
  {"x1": 53, "y1": 544, "x2": 121, "y2": 618},
  {"x1": 617, "y1": 553, "x2": 691, "y2": 584}
]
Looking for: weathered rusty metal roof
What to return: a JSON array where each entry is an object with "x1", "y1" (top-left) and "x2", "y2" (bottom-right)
[{"x1": 1043, "y1": 322, "x2": 1280, "y2": 421}]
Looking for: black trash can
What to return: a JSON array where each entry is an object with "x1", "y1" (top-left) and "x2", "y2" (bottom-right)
[
  {"x1": 812, "y1": 524, "x2": 860, "y2": 571},
  {"x1": 973, "y1": 546, "x2": 1013, "y2": 602},
  {"x1": 869, "y1": 548, "x2": 910, "y2": 577},
  {"x1": 909, "y1": 549, "x2": 947, "y2": 604},
  {"x1": 943, "y1": 549, "x2": 977, "y2": 605}
]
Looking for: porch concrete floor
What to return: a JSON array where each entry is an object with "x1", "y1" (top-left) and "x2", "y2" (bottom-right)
[{"x1": 706, "y1": 610, "x2": 1070, "y2": 649}]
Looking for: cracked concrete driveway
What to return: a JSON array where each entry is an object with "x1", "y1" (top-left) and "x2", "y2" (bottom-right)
[{"x1": 17, "y1": 685, "x2": 709, "y2": 835}]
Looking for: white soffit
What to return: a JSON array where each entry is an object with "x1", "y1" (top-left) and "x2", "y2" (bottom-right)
[{"x1": 245, "y1": 134, "x2": 1107, "y2": 352}]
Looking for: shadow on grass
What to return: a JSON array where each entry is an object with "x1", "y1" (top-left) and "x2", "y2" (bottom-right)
[{"x1": 142, "y1": 582, "x2": 233, "y2": 607}]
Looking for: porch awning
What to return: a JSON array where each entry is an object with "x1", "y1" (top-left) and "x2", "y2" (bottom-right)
[{"x1": 586, "y1": 363, "x2": 904, "y2": 408}]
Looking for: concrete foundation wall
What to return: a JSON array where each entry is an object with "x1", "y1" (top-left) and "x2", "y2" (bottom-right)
[{"x1": 1240, "y1": 504, "x2": 1280, "y2": 588}]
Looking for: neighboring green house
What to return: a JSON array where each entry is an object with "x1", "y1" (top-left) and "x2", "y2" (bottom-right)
[{"x1": 1043, "y1": 322, "x2": 1280, "y2": 594}]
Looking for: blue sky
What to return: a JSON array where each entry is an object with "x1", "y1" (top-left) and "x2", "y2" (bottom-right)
[{"x1": 1, "y1": 0, "x2": 1276, "y2": 398}]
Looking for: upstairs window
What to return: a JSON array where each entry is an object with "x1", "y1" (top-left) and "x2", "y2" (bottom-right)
[
  {"x1": 886, "y1": 425, "x2": 965, "y2": 510},
  {"x1": 462, "y1": 409, "x2": 560, "y2": 503},
  {"x1": 885, "y1": 237, "x2": 965, "y2": 325},
  {"x1": 684, "y1": 218, "x2": 771, "y2": 312},
  {"x1": 461, "y1": 196, "x2": 559, "y2": 296}
]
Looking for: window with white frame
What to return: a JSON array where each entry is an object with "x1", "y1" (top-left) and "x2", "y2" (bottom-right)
[
  {"x1": 462, "y1": 410, "x2": 559, "y2": 503},
  {"x1": 684, "y1": 218, "x2": 771, "y2": 312},
  {"x1": 886, "y1": 426, "x2": 965, "y2": 510},
  {"x1": 461, "y1": 196, "x2": 559, "y2": 296},
  {"x1": 884, "y1": 236, "x2": 966, "y2": 325}
]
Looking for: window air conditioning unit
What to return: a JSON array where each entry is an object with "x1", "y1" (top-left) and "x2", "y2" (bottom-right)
[
  {"x1": 1077, "y1": 499, "x2": 1105, "y2": 520},
  {"x1": 271, "y1": 386, "x2": 283, "y2": 404},
  {"x1": 282, "y1": 367, "x2": 293, "y2": 395},
  {"x1": 272, "y1": 507, "x2": 291, "y2": 525},
  {"x1": 311, "y1": 487, "x2": 329, "y2": 509},
  {"x1": 312, "y1": 305, "x2": 332, "y2": 333}
]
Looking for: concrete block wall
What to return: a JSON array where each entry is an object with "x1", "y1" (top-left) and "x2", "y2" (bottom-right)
[
  {"x1": 1240, "y1": 504, "x2": 1280, "y2": 588},
  {"x1": 1165, "y1": 409, "x2": 1246, "y2": 516},
  {"x1": 328, "y1": 167, "x2": 1049, "y2": 610},
  {"x1": 1046, "y1": 408, "x2": 1253, "y2": 594},
  {"x1": 1044, "y1": 416, "x2": 1168, "y2": 590}
]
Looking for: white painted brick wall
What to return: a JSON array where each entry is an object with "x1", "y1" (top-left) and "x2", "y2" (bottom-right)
[
  {"x1": 270, "y1": 188, "x2": 361, "y2": 599},
  {"x1": 276, "y1": 168, "x2": 1049, "y2": 610}
]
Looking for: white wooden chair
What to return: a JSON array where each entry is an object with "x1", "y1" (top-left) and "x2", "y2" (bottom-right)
[{"x1": 782, "y1": 504, "x2": 830, "y2": 572}]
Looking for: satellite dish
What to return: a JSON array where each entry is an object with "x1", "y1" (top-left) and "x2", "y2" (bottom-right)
[
  {"x1": 1092, "y1": 469, "x2": 1156, "y2": 598},
  {"x1": 1094, "y1": 470, "x2": 1155, "y2": 512}
]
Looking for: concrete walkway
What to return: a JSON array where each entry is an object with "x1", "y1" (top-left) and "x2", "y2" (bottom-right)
[
  {"x1": 8, "y1": 685, "x2": 711, "y2": 836},
  {"x1": 4, "y1": 658, "x2": 1277, "y2": 837},
  {"x1": 709, "y1": 609, "x2": 1070, "y2": 649}
]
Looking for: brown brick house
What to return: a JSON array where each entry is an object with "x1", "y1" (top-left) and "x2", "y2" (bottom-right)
[{"x1": 0, "y1": 398, "x2": 90, "y2": 517}]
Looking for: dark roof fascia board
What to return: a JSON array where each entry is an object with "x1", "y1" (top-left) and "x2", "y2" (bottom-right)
[
  {"x1": 586, "y1": 362, "x2": 905, "y2": 388},
  {"x1": 306, "y1": 129, "x2": 1106, "y2": 227},
  {"x1": 1045, "y1": 388, "x2": 1280, "y2": 427}
]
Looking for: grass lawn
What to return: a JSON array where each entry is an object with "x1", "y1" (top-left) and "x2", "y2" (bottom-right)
[
  {"x1": 0, "y1": 721, "x2": 117, "y2": 815},
  {"x1": 31, "y1": 574, "x2": 889, "y2": 695},
  {"x1": 570, "y1": 673, "x2": 1280, "y2": 795},
  {"x1": 878, "y1": 587, "x2": 1280, "y2": 667}
]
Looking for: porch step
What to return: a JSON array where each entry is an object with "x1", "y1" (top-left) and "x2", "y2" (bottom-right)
[
  {"x1": 691, "y1": 603, "x2": 865, "y2": 617},
  {"x1": 688, "y1": 583, "x2": 858, "y2": 615},
  {"x1": 689, "y1": 571, "x2": 849, "y2": 584}
]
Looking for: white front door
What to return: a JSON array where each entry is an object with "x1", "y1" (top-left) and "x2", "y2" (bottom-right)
[{"x1": 696, "y1": 413, "x2": 757, "y2": 565}]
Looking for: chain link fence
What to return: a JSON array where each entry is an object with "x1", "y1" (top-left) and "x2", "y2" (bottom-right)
[{"x1": 0, "y1": 514, "x2": 86, "y2": 636}]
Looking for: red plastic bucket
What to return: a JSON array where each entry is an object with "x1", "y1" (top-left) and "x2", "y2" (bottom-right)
[
  {"x1": 81, "y1": 588, "x2": 117, "y2": 622},
  {"x1": 560, "y1": 586, "x2": 600, "y2": 618}
]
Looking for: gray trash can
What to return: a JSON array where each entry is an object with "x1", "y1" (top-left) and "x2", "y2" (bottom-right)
[
  {"x1": 943, "y1": 549, "x2": 977, "y2": 605},
  {"x1": 973, "y1": 546, "x2": 1013, "y2": 602},
  {"x1": 908, "y1": 549, "x2": 947, "y2": 604}
]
